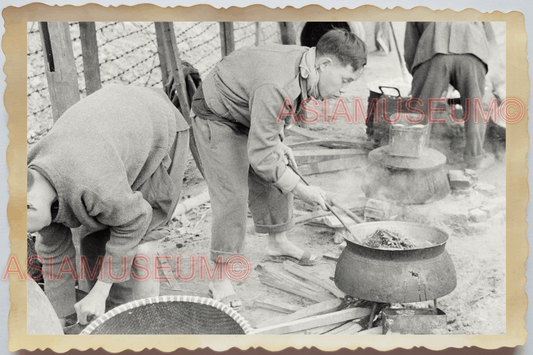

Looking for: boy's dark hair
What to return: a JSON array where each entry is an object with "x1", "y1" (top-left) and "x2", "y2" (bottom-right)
[
  {"x1": 27, "y1": 168, "x2": 34, "y2": 190},
  {"x1": 316, "y1": 28, "x2": 367, "y2": 71}
]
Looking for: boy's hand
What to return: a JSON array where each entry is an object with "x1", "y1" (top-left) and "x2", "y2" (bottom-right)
[
  {"x1": 292, "y1": 181, "x2": 327, "y2": 210},
  {"x1": 75, "y1": 280, "x2": 112, "y2": 325},
  {"x1": 280, "y1": 143, "x2": 298, "y2": 169}
]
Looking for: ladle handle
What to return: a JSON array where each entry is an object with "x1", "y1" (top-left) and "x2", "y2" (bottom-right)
[
  {"x1": 330, "y1": 199, "x2": 365, "y2": 224},
  {"x1": 288, "y1": 162, "x2": 363, "y2": 244}
]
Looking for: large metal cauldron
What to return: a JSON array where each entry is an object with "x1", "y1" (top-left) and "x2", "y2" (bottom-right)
[{"x1": 334, "y1": 221, "x2": 456, "y2": 303}]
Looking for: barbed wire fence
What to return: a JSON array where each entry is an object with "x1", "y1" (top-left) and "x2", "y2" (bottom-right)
[{"x1": 27, "y1": 21, "x2": 282, "y2": 144}]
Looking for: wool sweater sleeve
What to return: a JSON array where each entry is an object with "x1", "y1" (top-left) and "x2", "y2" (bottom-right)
[
  {"x1": 35, "y1": 223, "x2": 77, "y2": 318},
  {"x1": 84, "y1": 186, "x2": 153, "y2": 284},
  {"x1": 248, "y1": 84, "x2": 300, "y2": 193}
]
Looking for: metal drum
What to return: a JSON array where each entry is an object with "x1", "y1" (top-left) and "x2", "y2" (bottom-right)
[{"x1": 334, "y1": 221, "x2": 456, "y2": 303}]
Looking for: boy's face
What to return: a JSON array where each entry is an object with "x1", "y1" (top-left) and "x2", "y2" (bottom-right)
[
  {"x1": 316, "y1": 56, "x2": 363, "y2": 100},
  {"x1": 27, "y1": 189, "x2": 52, "y2": 233}
]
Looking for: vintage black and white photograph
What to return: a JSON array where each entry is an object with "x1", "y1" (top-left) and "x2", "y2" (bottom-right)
[{"x1": 22, "y1": 14, "x2": 514, "y2": 344}]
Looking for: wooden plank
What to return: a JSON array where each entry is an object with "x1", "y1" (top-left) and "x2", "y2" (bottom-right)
[
  {"x1": 154, "y1": 22, "x2": 170, "y2": 86},
  {"x1": 287, "y1": 125, "x2": 327, "y2": 140},
  {"x1": 303, "y1": 321, "x2": 349, "y2": 335},
  {"x1": 288, "y1": 138, "x2": 375, "y2": 150},
  {"x1": 255, "y1": 22, "x2": 261, "y2": 46},
  {"x1": 253, "y1": 300, "x2": 302, "y2": 314},
  {"x1": 323, "y1": 253, "x2": 339, "y2": 262},
  {"x1": 356, "y1": 326, "x2": 383, "y2": 335},
  {"x1": 255, "y1": 265, "x2": 320, "y2": 293},
  {"x1": 219, "y1": 22, "x2": 235, "y2": 57},
  {"x1": 39, "y1": 22, "x2": 80, "y2": 121},
  {"x1": 255, "y1": 298, "x2": 344, "y2": 329},
  {"x1": 294, "y1": 209, "x2": 331, "y2": 225},
  {"x1": 159, "y1": 22, "x2": 190, "y2": 119},
  {"x1": 299, "y1": 157, "x2": 366, "y2": 176},
  {"x1": 295, "y1": 197, "x2": 367, "y2": 226},
  {"x1": 294, "y1": 149, "x2": 366, "y2": 165},
  {"x1": 258, "y1": 275, "x2": 332, "y2": 303},
  {"x1": 253, "y1": 307, "x2": 371, "y2": 335},
  {"x1": 283, "y1": 261, "x2": 346, "y2": 298},
  {"x1": 79, "y1": 22, "x2": 102, "y2": 96},
  {"x1": 293, "y1": 149, "x2": 364, "y2": 157},
  {"x1": 278, "y1": 22, "x2": 296, "y2": 45},
  {"x1": 327, "y1": 320, "x2": 364, "y2": 334},
  {"x1": 331, "y1": 199, "x2": 366, "y2": 224},
  {"x1": 155, "y1": 22, "x2": 204, "y2": 177}
]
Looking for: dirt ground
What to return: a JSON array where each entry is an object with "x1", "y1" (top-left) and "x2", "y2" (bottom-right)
[{"x1": 156, "y1": 50, "x2": 506, "y2": 334}]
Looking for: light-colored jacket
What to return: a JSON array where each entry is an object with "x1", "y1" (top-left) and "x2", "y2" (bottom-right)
[{"x1": 200, "y1": 45, "x2": 309, "y2": 193}]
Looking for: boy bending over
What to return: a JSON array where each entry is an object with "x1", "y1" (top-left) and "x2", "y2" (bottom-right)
[{"x1": 27, "y1": 85, "x2": 189, "y2": 325}]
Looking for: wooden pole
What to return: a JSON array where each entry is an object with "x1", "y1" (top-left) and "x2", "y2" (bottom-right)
[
  {"x1": 154, "y1": 22, "x2": 204, "y2": 177},
  {"x1": 255, "y1": 22, "x2": 261, "y2": 46},
  {"x1": 155, "y1": 22, "x2": 190, "y2": 120},
  {"x1": 279, "y1": 22, "x2": 296, "y2": 45},
  {"x1": 79, "y1": 22, "x2": 102, "y2": 96},
  {"x1": 219, "y1": 22, "x2": 235, "y2": 57},
  {"x1": 39, "y1": 22, "x2": 80, "y2": 121},
  {"x1": 154, "y1": 23, "x2": 170, "y2": 86}
]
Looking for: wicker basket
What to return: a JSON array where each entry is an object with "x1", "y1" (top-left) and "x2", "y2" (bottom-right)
[{"x1": 81, "y1": 295, "x2": 253, "y2": 335}]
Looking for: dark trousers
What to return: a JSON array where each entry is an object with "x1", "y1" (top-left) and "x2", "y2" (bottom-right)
[
  {"x1": 77, "y1": 129, "x2": 189, "y2": 308},
  {"x1": 191, "y1": 92, "x2": 294, "y2": 263},
  {"x1": 411, "y1": 54, "x2": 487, "y2": 164}
]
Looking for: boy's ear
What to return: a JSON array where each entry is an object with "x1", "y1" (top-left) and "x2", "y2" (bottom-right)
[{"x1": 316, "y1": 56, "x2": 333, "y2": 71}]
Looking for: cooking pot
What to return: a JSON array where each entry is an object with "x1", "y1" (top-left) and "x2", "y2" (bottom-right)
[{"x1": 334, "y1": 221, "x2": 456, "y2": 303}]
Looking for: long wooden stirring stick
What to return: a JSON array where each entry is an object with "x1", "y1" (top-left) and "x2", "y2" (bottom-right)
[{"x1": 288, "y1": 162, "x2": 363, "y2": 244}]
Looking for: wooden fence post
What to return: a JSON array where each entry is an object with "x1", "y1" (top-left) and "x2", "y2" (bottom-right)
[
  {"x1": 255, "y1": 22, "x2": 261, "y2": 46},
  {"x1": 154, "y1": 23, "x2": 170, "y2": 86},
  {"x1": 154, "y1": 22, "x2": 204, "y2": 176},
  {"x1": 39, "y1": 22, "x2": 80, "y2": 121},
  {"x1": 79, "y1": 22, "x2": 102, "y2": 96},
  {"x1": 279, "y1": 22, "x2": 296, "y2": 45},
  {"x1": 219, "y1": 22, "x2": 235, "y2": 57},
  {"x1": 156, "y1": 22, "x2": 190, "y2": 119}
]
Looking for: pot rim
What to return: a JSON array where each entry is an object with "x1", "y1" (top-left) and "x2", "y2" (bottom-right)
[{"x1": 344, "y1": 221, "x2": 449, "y2": 251}]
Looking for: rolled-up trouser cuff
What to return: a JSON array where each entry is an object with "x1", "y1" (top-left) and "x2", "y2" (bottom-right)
[
  {"x1": 254, "y1": 219, "x2": 295, "y2": 234},
  {"x1": 210, "y1": 250, "x2": 245, "y2": 263}
]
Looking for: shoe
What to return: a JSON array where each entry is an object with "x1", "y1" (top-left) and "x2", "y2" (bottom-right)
[
  {"x1": 267, "y1": 250, "x2": 322, "y2": 266},
  {"x1": 466, "y1": 153, "x2": 495, "y2": 171}
]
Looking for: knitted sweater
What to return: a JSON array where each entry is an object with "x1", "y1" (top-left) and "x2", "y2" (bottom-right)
[{"x1": 28, "y1": 85, "x2": 189, "y2": 317}]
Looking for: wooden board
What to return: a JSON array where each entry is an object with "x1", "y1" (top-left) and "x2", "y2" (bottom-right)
[
  {"x1": 323, "y1": 320, "x2": 363, "y2": 335},
  {"x1": 259, "y1": 275, "x2": 333, "y2": 303},
  {"x1": 253, "y1": 307, "x2": 371, "y2": 335},
  {"x1": 253, "y1": 300, "x2": 302, "y2": 314},
  {"x1": 293, "y1": 149, "x2": 366, "y2": 165},
  {"x1": 79, "y1": 22, "x2": 102, "y2": 96},
  {"x1": 299, "y1": 157, "x2": 366, "y2": 176},
  {"x1": 255, "y1": 298, "x2": 344, "y2": 329},
  {"x1": 39, "y1": 22, "x2": 80, "y2": 121},
  {"x1": 255, "y1": 265, "x2": 324, "y2": 294},
  {"x1": 283, "y1": 261, "x2": 346, "y2": 298}
]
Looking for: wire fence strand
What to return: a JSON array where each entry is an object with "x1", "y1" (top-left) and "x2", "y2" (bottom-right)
[{"x1": 27, "y1": 21, "x2": 281, "y2": 144}]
